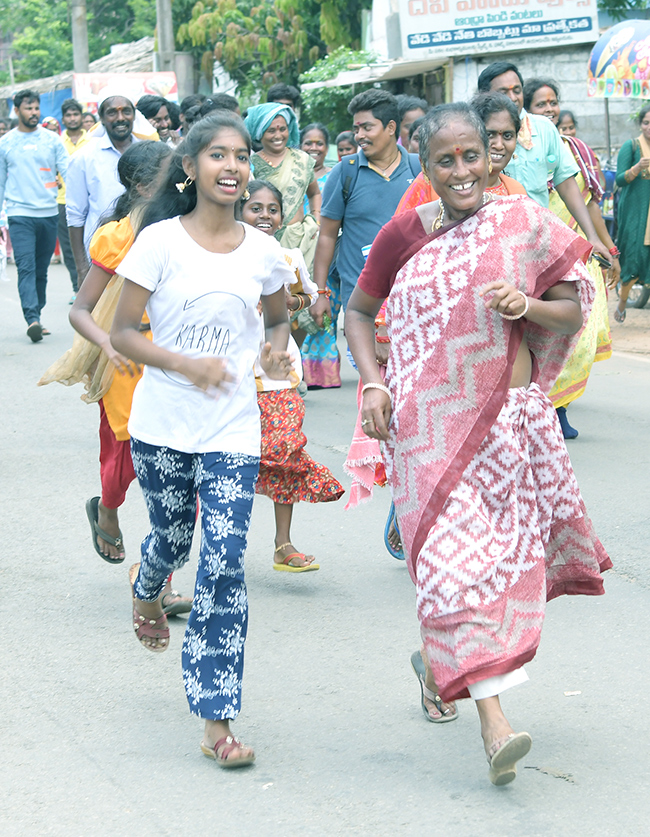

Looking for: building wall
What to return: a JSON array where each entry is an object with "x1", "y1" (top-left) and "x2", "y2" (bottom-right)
[{"x1": 452, "y1": 44, "x2": 638, "y2": 162}]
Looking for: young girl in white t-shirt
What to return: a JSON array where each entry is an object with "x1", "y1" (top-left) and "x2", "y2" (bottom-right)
[
  {"x1": 240, "y1": 180, "x2": 344, "y2": 572},
  {"x1": 111, "y1": 112, "x2": 295, "y2": 768}
]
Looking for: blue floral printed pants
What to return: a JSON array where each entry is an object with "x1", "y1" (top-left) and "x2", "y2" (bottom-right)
[{"x1": 130, "y1": 438, "x2": 259, "y2": 720}]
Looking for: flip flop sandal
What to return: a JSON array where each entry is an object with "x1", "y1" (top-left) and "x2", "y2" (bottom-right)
[
  {"x1": 487, "y1": 732, "x2": 532, "y2": 786},
  {"x1": 384, "y1": 503, "x2": 405, "y2": 560},
  {"x1": 161, "y1": 590, "x2": 193, "y2": 616},
  {"x1": 614, "y1": 307, "x2": 626, "y2": 323},
  {"x1": 201, "y1": 735, "x2": 255, "y2": 768},
  {"x1": 41, "y1": 327, "x2": 51, "y2": 336},
  {"x1": 129, "y1": 563, "x2": 169, "y2": 653},
  {"x1": 410, "y1": 650, "x2": 458, "y2": 723},
  {"x1": 273, "y1": 543, "x2": 320, "y2": 573},
  {"x1": 86, "y1": 496, "x2": 125, "y2": 564},
  {"x1": 26, "y1": 322, "x2": 43, "y2": 342}
]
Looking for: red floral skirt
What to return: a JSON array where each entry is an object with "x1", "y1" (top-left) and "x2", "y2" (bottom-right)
[{"x1": 256, "y1": 389, "x2": 344, "y2": 505}]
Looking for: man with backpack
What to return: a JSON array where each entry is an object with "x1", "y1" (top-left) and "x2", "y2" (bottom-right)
[{"x1": 311, "y1": 90, "x2": 421, "y2": 323}]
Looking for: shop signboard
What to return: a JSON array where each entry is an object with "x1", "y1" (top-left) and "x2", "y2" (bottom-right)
[
  {"x1": 72, "y1": 72, "x2": 178, "y2": 113},
  {"x1": 399, "y1": 0, "x2": 598, "y2": 59}
]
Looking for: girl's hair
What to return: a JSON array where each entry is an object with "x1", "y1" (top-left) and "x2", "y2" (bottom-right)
[
  {"x1": 139, "y1": 113, "x2": 252, "y2": 232},
  {"x1": 102, "y1": 141, "x2": 172, "y2": 224},
  {"x1": 418, "y1": 102, "x2": 489, "y2": 173},
  {"x1": 336, "y1": 130, "x2": 357, "y2": 148},
  {"x1": 558, "y1": 109, "x2": 577, "y2": 128},
  {"x1": 237, "y1": 179, "x2": 284, "y2": 219},
  {"x1": 639, "y1": 105, "x2": 650, "y2": 124},
  {"x1": 300, "y1": 122, "x2": 329, "y2": 147},
  {"x1": 471, "y1": 92, "x2": 521, "y2": 135},
  {"x1": 522, "y1": 78, "x2": 560, "y2": 111}
]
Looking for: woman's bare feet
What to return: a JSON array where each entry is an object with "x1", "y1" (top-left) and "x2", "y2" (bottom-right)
[
  {"x1": 202, "y1": 719, "x2": 255, "y2": 767},
  {"x1": 419, "y1": 647, "x2": 457, "y2": 721},
  {"x1": 476, "y1": 697, "x2": 515, "y2": 759},
  {"x1": 97, "y1": 500, "x2": 125, "y2": 561},
  {"x1": 387, "y1": 519, "x2": 402, "y2": 554}
]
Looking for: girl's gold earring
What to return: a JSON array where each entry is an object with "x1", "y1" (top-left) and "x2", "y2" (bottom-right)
[
  {"x1": 242, "y1": 189, "x2": 250, "y2": 200},
  {"x1": 175, "y1": 176, "x2": 193, "y2": 193}
]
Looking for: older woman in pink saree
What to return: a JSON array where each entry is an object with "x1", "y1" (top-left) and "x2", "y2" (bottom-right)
[{"x1": 345, "y1": 104, "x2": 611, "y2": 786}]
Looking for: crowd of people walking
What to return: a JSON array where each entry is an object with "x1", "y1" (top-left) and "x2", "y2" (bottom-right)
[{"x1": 5, "y1": 59, "x2": 629, "y2": 782}]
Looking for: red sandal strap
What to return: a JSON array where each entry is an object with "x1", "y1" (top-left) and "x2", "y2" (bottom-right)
[
  {"x1": 213, "y1": 735, "x2": 244, "y2": 760},
  {"x1": 133, "y1": 606, "x2": 169, "y2": 641}
]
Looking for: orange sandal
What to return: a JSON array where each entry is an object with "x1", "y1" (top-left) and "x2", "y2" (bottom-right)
[{"x1": 273, "y1": 543, "x2": 320, "y2": 573}]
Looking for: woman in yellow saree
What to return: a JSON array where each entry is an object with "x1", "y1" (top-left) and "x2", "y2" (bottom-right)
[{"x1": 525, "y1": 78, "x2": 618, "y2": 438}]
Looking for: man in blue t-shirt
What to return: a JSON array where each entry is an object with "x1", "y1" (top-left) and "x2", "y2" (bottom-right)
[
  {"x1": 0, "y1": 89, "x2": 68, "y2": 341},
  {"x1": 311, "y1": 89, "x2": 420, "y2": 322}
]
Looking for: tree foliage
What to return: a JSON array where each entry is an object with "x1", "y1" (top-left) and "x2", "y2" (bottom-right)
[
  {"x1": 0, "y1": 0, "x2": 157, "y2": 82},
  {"x1": 299, "y1": 47, "x2": 378, "y2": 136},
  {"x1": 597, "y1": 0, "x2": 650, "y2": 21},
  {"x1": 176, "y1": 0, "x2": 372, "y2": 99},
  {"x1": 176, "y1": 0, "x2": 322, "y2": 99}
]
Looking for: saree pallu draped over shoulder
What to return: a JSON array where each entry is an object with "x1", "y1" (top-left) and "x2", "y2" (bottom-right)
[{"x1": 382, "y1": 196, "x2": 611, "y2": 701}]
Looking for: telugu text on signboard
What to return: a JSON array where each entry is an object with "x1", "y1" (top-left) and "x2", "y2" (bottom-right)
[{"x1": 400, "y1": 0, "x2": 598, "y2": 59}]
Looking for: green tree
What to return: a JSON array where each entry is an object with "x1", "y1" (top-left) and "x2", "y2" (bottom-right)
[
  {"x1": 597, "y1": 0, "x2": 650, "y2": 21},
  {"x1": 176, "y1": 0, "x2": 322, "y2": 101},
  {"x1": 0, "y1": 0, "x2": 158, "y2": 82},
  {"x1": 175, "y1": 0, "x2": 372, "y2": 100},
  {"x1": 299, "y1": 47, "x2": 378, "y2": 136},
  {"x1": 0, "y1": 0, "x2": 72, "y2": 80}
]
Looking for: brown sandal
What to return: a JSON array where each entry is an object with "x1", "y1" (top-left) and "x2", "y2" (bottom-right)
[
  {"x1": 129, "y1": 563, "x2": 169, "y2": 653},
  {"x1": 201, "y1": 735, "x2": 255, "y2": 768}
]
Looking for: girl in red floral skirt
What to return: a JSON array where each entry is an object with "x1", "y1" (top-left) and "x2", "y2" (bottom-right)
[{"x1": 240, "y1": 180, "x2": 344, "y2": 572}]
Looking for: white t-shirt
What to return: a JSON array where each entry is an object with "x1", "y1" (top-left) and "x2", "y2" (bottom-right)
[
  {"x1": 116, "y1": 216, "x2": 294, "y2": 455},
  {"x1": 254, "y1": 247, "x2": 318, "y2": 392}
]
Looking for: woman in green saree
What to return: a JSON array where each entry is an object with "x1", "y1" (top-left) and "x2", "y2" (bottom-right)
[
  {"x1": 245, "y1": 103, "x2": 321, "y2": 274},
  {"x1": 615, "y1": 104, "x2": 650, "y2": 322}
]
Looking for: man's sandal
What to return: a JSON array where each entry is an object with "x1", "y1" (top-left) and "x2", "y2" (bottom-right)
[
  {"x1": 273, "y1": 543, "x2": 320, "y2": 573},
  {"x1": 487, "y1": 732, "x2": 532, "y2": 786},
  {"x1": 129, "y1": 563, "x2": 169, "y2": 653},
  {"x1": 201, "y1": 735, "x2": 255, "y2": 768},
  {"x1": 410, "y1": 650, "x2": 458, "y2": 723}
]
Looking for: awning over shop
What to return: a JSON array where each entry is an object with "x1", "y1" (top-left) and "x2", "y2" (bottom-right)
[{"x1": 301, "y1": 57, "x2": 447, "y2": 91}]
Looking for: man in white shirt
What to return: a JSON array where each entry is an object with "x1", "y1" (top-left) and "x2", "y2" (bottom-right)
[{"x1": 66, "y1": 95, "x2": 138, "y2": 284}]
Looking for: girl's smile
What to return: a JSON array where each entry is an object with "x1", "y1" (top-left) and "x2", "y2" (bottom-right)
[{"x1": 241, "y1": 187, "x2": 283, "y2": 235}]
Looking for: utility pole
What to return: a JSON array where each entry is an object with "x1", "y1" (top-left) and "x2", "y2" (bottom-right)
[
  {"x1": 156, "y1": 0, "x2": 175, "y2": 72},
  {"x1": 70, "y1": 0, "x2": 89, "y2": 73}
]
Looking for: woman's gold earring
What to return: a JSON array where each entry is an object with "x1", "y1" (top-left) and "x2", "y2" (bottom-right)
[
  {"x1": 175, "y1": 176, "x2": 193, "y2": 193},
  {"x1": 488, "y1": 160, "x2": 493, "y2": 174},
  {"x1": 242, "y1": 189, "x2": 250, "y2": 200}
]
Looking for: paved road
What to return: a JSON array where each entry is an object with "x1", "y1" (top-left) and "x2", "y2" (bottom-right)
[{"x1": 2, "y1": 265, "x2": 649, "y2": 836}]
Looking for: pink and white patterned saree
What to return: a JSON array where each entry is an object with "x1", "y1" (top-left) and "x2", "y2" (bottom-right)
[{"x1": 383, "y1": 196, "x2": 611, "y2": 701}]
